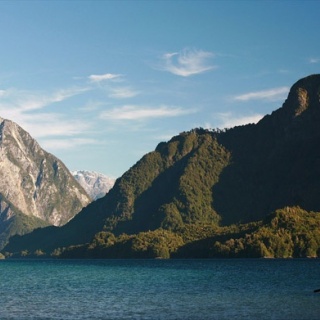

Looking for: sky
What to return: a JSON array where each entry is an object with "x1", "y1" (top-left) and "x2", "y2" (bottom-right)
[{"x1": 0, "y1": 1, "x2": 319, "y2": 178}]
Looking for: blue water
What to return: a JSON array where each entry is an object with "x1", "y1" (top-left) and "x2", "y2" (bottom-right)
[{"x1": 0, "y1": 259, "x2": 319, "y2": 320}]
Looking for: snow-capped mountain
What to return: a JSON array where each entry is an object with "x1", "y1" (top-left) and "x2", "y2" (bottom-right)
[{"x1": 72, "y1": 170, "x2": 115, "y2": 200}]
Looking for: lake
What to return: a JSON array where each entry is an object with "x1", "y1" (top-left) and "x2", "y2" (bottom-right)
[{"x1": 0, "y1": 259, "x2": 319, "y2": 319}]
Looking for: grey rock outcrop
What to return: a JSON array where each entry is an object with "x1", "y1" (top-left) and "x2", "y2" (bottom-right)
[{"x1": 0, "y1": 117, "x2": 91, "y2": 248}]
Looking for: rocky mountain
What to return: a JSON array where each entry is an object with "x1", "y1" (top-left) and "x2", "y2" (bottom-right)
[
  {"x1": 0, "y1": 117, "x2": 91, "y2": 249},
  {"x1": 3, "y1": 74, "x2": 320, "y2": 258},
  {"x1": 72, "y1": 170, "x2": 115, "y2": 200}
]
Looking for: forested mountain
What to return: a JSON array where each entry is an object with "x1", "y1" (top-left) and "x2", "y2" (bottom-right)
[
  {"x1": 0, "y1": 117, "x2": 91, "y2": 249},
  {"x1": 3, "y1": 74, "x2": 320, "y2": 258},
  {"x1": 214, "y1": 74, "x2": 320, "y2": 224}
]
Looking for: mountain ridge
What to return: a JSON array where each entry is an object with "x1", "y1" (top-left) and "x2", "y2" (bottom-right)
[
  {"x1": 215, "y1": 74, "x2": 320, "y2": 224},
  {"x1": 3, "y1": 74, "x2": 320, "y2": 258}
]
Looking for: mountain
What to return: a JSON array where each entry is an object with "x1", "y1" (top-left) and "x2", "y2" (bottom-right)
[
  {"x1": 0, "y1": 117, "x2": 91, "y2": 249},
  {"x1": 72, "y1": 170, "x2": 115, "y2": 200},
  {"x1": 3, "y1": 74, "x2": 320, "y2": 258}
]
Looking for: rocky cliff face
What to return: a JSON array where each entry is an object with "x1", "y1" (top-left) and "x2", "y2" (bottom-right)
[
  {"x1": 72, "y1": 170, "x2": 115, "y2": 200},
  {"x1": 0, "y1": 117, "x2": 91, "y2": 248}
]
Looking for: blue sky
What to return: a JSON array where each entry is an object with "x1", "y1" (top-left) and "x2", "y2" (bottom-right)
[{"x1": 0, "y1": 1, "x2": 319, "y2": 178}]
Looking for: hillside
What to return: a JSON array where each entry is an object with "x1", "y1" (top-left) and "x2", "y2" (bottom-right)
[
  {"x1": 214, "y1": 74, "x2": 320, "y2": 224},
  {"x1": 56, "y1": 206, "x2": 320, "y2": 259},
  {"x1": 0, "y1": 117, "x2": 91, "y2": 249},
  {"x1": 3, "y1": 74, "x2": 320, "y2": 258}
]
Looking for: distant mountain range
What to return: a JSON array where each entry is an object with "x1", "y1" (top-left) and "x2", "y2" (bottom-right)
[
  {"x1": 72, "y1": 170, "x2": 115, "y2": 200},
  {"x1": 0, "y1": 117, "x2": 91, "y2": 249},
  {"x1": 3, "y1": 74, "x2": 320, "y2": 258}
]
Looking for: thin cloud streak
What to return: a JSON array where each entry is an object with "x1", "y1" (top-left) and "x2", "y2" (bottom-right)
[
  {"x1": 216, "y1": 112, "x2": 264, "y2": 129},
  {"x1": 161, "y1": 48, "x2": 215, "y2": 77},
  {"x1": 20, "y1": 87, "x2": 90, "y2": 112},
  {"x1": 89, "y1": 73, "x2": 122, "y2": 83},
  {"x1": 155, "y1": 133, "x2": 177, "y2": 142},
  {"x1": 0, "y1": 87, "x2": 92, "y2": 140},
  {"x1": 100, "y1": 105, "x2": 197, "y2": 120},
  {"x1": 40, "y1": 138, "x2": 98, "y2": 151},
  {"x1": 309, "y1": 58, "x2": 320, "y2": 64},
  {"x1": 234, "y1": 87, "x2": 289, "y2": 102},
  {"x1": 18, "y1": 113, "x2": 91, "y2": 138},
  {"x1": 109, "y1": 87, "x2": 140, "y2": 99},
  {"x1": 0, "y1": 87, "x2": 90, "y2": 112}
]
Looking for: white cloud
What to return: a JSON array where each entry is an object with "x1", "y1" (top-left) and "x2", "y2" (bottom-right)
[
  {"x1": 22, "y1": 87, "x2": 90, "y2": 112},
  {"x1": 160, "y1": 48, "x2": 215, "y2": 77},
  {"x1": 234, "y1": 87, "x2": 289, "y2": 102},
  {"x1": 17, "y1": 113, "x2": 91, "y2": 138},
  {"x1": 309, "y1": 58, "x2": 320, "y2": 64},
  {"x1": 100, "y1": 105, "x2": 196, "y2": 121},
  {"x1": 0, "y1": 89, "x2": 7, "y2": 97},
  {"x1": 0, "y1": 87, "x2": 90, "y2": 113},
  {"x1": 89, "y1": 73, "x2": 122, "y2": 83},
  {"x1": 79, "y1": 100, "x2": 105, "y2": 112},
  {"x1": 216, "y1": 112, "x2": 264, "y2": 129},
  {"x1": 39, "y1": 138, "x2": 98, "y2": 151},
  {"x1": 109, "y1": 87, "x2": 140, "y2": 99},
  {"x1": 155, "y1": 133, "x2": 177, "y2": 142},
  {"x1": 0, "y1": 87, "x2": 91, "y2": 139}
]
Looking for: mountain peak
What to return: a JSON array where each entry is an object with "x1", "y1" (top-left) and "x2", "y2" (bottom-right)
[
  {"x1": 285, "y1": 74, "x2": 320, "y2": 117},
  {"x1": 0, "y1": 116, "x2": 92, "y2": 249},
  {"x1": 72, "y1": 170, "x2": 115, "y2": 200}
]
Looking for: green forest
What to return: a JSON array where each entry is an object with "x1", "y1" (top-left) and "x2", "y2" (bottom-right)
[{"x1": 5, "y1": 206, "x2": 320, "y2": 259}]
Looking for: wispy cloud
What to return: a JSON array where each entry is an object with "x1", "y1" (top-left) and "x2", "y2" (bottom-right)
[
  {"x1": 18, "y1": 113, "x2": 91, "y2": 138},
  {"x1": 79, "y1": 100, "x2": 105, "y2": 112},
  {"x1": 100, "y1": 105, "x2": 196, "y2": 121},
  {"x1": 160, "y1": 48, "x2": 215, "y2": 77},
  {"x1": 39, "y1": 138, "x2": 98, "y2": 151},
  {"x1": 0, "y1": 87, "x2": 91, "y2": 140},
  {"x1": 155, "y1": 133, "x2": 177, "y2": 142},
  {"x1": 24, "y1": 88, "x2": 90, "y2": 112},
  {"x1": 216, "y1": 112, "x2": 264, "y2": 129},
  {"x1": 88, "y1": 73, "x2": 122, "y2": 83},
  {"x1": 234, "y1": 86, "x2": 289, "y2": 102},
  {"x1": 309, "y1": 57, "x2": 320, "y2": 64},
  {"x1": 109, "y1": 87, "x2": 140, "y2": 99},
  {"x1": 0, "y1": 87, "x2": 90, "y2": 113}
]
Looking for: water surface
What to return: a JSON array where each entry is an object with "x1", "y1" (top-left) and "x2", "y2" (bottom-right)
[{"x1": 0, "y1": 259, "x2": 319, "y2": 319}]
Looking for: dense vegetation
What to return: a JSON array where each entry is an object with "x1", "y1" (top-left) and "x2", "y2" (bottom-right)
[
  {"x1": 4, "y1": 207, "x2": 320, "y2": 259},
  {"x1": 0, "y1": 195, "x2": 50, "y2": 249},
  {"x1": 2, "y1": 74, "x2": 320, "y2": 259}
]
